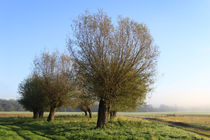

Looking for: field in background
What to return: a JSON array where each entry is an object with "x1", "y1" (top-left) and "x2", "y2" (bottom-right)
[
  {"x1": 2, "y1": 111, "x2": 210, "y2": 117},
  {"x1": 0, "y1": 112, "x2": 84, "y2": 118},
  {"x1": 118, "y1": 112, "x2": 210, "y2": 138},
  {"x1": 0, "y1": 112, "x2": 209, "y2": 139}
]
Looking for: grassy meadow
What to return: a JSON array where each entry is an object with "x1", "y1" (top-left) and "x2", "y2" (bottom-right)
[{"x1": 0, "y1": 112, "x2": 209, "y2": 140}]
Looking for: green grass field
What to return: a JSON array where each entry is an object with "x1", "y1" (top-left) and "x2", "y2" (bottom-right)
[{"x1": 0, "y1": 112, "x2": 209, "y2": 140}]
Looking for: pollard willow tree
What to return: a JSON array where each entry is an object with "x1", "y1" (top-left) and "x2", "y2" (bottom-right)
[
  {"x1": 34, "y1": 51, "x2": 75, "y2": 122},
  {"x1": 75, "y1": 68, "x2": 97, "y2": 119},
  {"x1": 68, "y1": 11, "x2": 158, "y2": 128},
  {"x1": 77, "y1": 89, "x2": 96, "y2": 118},
  {"x1": 18, "y1": 73, "x2": 48, "y2": 119}
]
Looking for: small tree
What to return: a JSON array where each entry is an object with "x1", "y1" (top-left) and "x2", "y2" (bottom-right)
[
  {"x1": 34, "y1": 51, "x2": 75, "y2": 122},
  {"x1": 79, "y1": 103, "x2": 93, "y2": 118},
  {"x1": 18, "y1": 74, "x2": 48, "y2": 119},
  {"x1": 78, "y1": 91, "x2": 96, "y2": 118},
  {"x1": 109, "y1": 76, "x2": 149, "y2": 119},
  {"x1": 74, "y1": 64, "x2": 97, "y2": 119},
  {"x1": 69, "y1": 11, "x2": 158, "y2": 128}
]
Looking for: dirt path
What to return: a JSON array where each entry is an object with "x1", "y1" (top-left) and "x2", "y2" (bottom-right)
[{"x1": 144, "y1": 118, "x2": 210, "y2": 138}]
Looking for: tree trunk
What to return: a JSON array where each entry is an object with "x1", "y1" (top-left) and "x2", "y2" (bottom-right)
[
  {"x1": 84, "y1": 111, "x2": 88, "y2": 116},
  {"x1": 33, "y1": 111, "x2": 39, "y2": 119},
  {"x1": 96, "y1": 99, "x2": 110, "y2": 128},
  {"x1": 47, "y1": 107, "x2": 56, "y2": 122},
  {"x1": 39, "y1": 111, "x2": 44, "y2": 118},
  {"x1": 88, "y1": 108, "x2": 92, "y2": 118},
  {"x1": 110, "y1": 111, "x2": 117, "y2": 120}
]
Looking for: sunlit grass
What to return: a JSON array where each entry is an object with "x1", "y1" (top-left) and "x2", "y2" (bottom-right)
[{"x1": 0, "y1": 113, "x2": 208, "y2": 140}]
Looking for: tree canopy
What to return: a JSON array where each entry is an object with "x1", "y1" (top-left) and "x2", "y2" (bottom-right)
[
  {"x1": 68, "y1": 10, "x2": 158, "y2": 128},
  {"x1": 33, "y1": 51, "x2": 76, "y2": 121},
  {"x1": 18, "y1": 73, "x2": 47, "y2": 118}
]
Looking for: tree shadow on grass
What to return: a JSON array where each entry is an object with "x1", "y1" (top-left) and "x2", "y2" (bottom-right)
[{"x1": 0, "y1": 117, "x2": 96, "y2": 139}]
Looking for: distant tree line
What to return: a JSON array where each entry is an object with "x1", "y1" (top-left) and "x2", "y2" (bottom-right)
[
  {"x1": 0, "y1": 99, "x2": 24, "y2": 111},
  {"x1": 62, "y1": 104, "x2": 210, "y2": 112},
  {"x1": 139, "y1": 104, "x2": 179, "y2": 112},
  {"x1": 1, "y1": 99, "x2": 209, "y2": 113},
  {"x1": 139, "y1": 104, "x2": 210, "y2": 112},
  {"x1": 17, "y1": 10, "x2": 159, "y2": 128}
]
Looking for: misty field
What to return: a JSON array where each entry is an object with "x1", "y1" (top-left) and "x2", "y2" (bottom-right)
[{"x1": 0, "y1": 112, "x2": 209, "y2": 140}]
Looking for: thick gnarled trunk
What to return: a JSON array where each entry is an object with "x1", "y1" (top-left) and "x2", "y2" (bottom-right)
[
  {"x1": 96, "y1": 99, "x2": 110, "y2": 128},
  {"x1": 84, "y1": 111, "x2": 88, "y2": 116},
  {"x1": 33, "y1": 111, "x2": 39, "y2": 119},
  {"x1": 39, "y1": 111, "x2": 44, "y2": 118},
  {"x1": 47, "y1": 107, "x2": 56, "y2": 122},
  {"x1": 110, "y1": 111, "x2": 117, "y2": 120},
  {"x1": 88, "y1": 109, "x2": 92, "y2": 118}
]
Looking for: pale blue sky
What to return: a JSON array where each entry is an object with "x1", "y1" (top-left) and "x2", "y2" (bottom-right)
[{"x1": 0, "y1": 0, "x2": 210, "y2": 107}]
